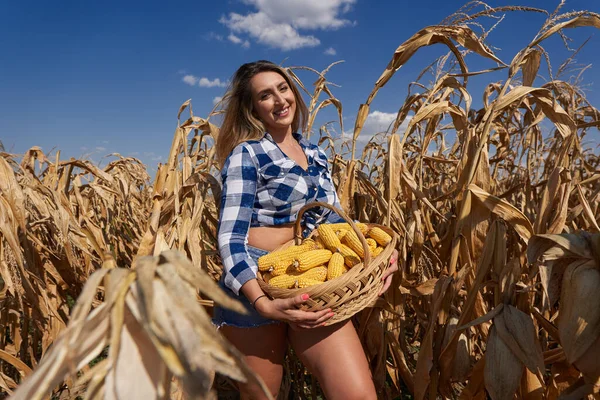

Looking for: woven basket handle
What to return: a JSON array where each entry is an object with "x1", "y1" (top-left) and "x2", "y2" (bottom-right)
[{"x1": 293, "y1": 201, "x2": 371, "y2": 266}]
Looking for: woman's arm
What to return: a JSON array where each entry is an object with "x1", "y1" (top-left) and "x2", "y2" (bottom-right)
[
  {"x1": 241, "y1": 279, "x2": 334, "y2": 329},
  {"x1": 218, "y1": 144, "x2": 260, "y2": 295}
]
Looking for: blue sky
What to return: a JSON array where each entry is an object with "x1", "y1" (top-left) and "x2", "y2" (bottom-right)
[{"x1": 1, "y1": 0, "x2": 599, "y2": 170}]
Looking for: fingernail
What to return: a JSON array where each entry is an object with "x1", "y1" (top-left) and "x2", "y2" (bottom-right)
[
  {"x1": 301, "y1": 294, "x2": 309, "y2": 300},
  {"x1": 328, "y1": 312, "x2": 334, "y2": 317}
]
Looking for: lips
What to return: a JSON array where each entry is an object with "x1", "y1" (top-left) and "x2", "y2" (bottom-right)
[{"x1": 273, "y1": 107, "x2": 289, "y2": 117}]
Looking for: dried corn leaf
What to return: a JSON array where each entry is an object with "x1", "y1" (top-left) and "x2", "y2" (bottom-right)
[
  {"x1": 558, "y1": 261, "x2": 600, "y2": 366},
  {"x1": 484, "y1": 325, "x2": 523, "y2": 400}
]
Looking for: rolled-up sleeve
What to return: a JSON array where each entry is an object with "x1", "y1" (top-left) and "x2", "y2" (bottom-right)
[{"x1": 218, "y1": 144, "x2": 259, "y2": 295}]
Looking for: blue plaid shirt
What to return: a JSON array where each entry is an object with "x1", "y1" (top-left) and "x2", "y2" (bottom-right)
[{"x1": 218, "y1": 132, "x2": 344, "y2": 294}]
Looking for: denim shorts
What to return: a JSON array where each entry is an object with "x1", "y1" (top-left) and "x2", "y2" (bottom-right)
[{"x1": 212, "y1": 245, "x2": 280, "y2": 328}]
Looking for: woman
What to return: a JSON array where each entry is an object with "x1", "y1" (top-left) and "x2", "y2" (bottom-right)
[{"x1": 213, "y1": 60, "x2": 398, "y2": 400}]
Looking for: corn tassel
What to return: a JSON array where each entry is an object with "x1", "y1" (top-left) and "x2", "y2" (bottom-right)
[
  {"x1": 293, "y1": 249, "x2": 333, "y2": 272},
  {"x1": 368, "y1": 227, "x2": 392, "y2": 246},
  {"x1": 317, "y1": 224, "x2": 341, "y2": 251},
  {"x1": 327, "y1": 252, "x2": 346, "y2": 280}
]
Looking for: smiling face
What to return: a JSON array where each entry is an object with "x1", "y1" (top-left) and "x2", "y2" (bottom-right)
[{"x1": 249, "y1": 71, "x2": 296, "y2": 136}]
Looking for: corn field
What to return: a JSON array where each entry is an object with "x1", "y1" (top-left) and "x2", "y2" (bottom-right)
[{"x1": 1, "y1": 2, "x2": 600, "y2": 399}]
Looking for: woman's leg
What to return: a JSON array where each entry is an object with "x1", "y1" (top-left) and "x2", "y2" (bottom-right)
[
  {"x1": 220, "y1": 322, "x2": 288, "y2": 400},
  {"x1": 288, "y1": 320, "x2": 376, "y2": 400}
]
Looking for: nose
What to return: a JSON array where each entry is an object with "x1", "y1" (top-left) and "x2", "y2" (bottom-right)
[{"x1": 273, "y1": 91, "x2": 286, "y2": 105}]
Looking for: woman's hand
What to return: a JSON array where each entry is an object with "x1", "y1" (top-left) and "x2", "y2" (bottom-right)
[
  {"x1": 379, "y1": 249, "x2": 399, "y2": 295},
  {"x1": 254, "y1": 294, "x2": 334, "y2": 329}
]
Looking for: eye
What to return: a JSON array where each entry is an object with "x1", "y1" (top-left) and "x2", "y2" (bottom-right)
[
  {"x1": 260, "y1": 92, "x2": 271, "y2": 100},
  {"x1": 279, "y1": 84, "x2": 289, "y2": 92}
]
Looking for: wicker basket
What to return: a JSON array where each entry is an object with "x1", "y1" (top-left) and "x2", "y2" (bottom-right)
[{"x1": 257, "y1": 202, "x2": 397, "y2": 326}]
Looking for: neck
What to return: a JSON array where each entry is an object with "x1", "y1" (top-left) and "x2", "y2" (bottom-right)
[{"x1": 268, "y1": 127, "x2": 295, "y2": 144}]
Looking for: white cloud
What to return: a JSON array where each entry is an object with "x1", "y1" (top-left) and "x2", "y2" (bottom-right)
[
  {"x1": 228, "y1": 33, "x2": 251, "y2": 48},
  {"x1": 182, "y1": 75, "x2": 228, "y2": 88},
  {"x1": 221, "y1": 13, "x2": 319, "y2": 51},
  {"x1": 220, "y1": 0, "x2": 355, "y2": 51},
  {"x1": 228, "y1": 33, "x2": 242, "y2": 44},
  {"x1": 347, "y1": 111, "x2": 411, "y2": 150},
  {"x1": 204, "y1": 32, "x2": 224, "y2": 41},
  {"x1": 242, "y1": 0, "x2": 355, "y2": 29},
  {"x1": 213, "y1": 96, "x2": 223, "y2": 105},
  {"x1": 363, "y1": 111, "x2": 397, "y2": 134},
  {"x1": 198, "y1": 77, "x2": 227, "y2": 88},
  {"x1": 324, "y1": 47, "x2": 337, "y2": 55},
  {"x1": 95, "y1": 146, "x2": 106, "y2": 152},
  {"x1": 183, "y1": 75, "x2": 198, "y2": 86}
]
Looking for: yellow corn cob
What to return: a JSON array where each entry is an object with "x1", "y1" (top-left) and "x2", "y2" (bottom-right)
[
  {"x1": 372, "y1": 246, "x2": 384, "y2": 257},
  {"x1": 312, "y1": 236, "x2": 325, "y2": 249},
  {"x1": 335, "y1": 229, "x2": 348, "y2": 240},
  {"x1": 328, "y1": 222, "x2": 369, "y2": 235},
  {"x1": 293, "y1": 249, "x2": 333, "y2": 272},
  {"x1": 298, "y1": 266, "x2": 327, "y2": 282},
  {"x1": 342, "y1": 230, "x2": 366, "y2": 259},
  {"x1": 268, "y1": 274, "x2": 298, "y2": 289},
  {"x1": 317, "y1": 224, "x2": 341, "y2": 251},
  {"x1": 338, "y1": 244, "x2": 361, "y2": 267},
  {"x1": 258, "y1": 242, "x2": 314, "y2": 271},
  {"x1": 366, "y1": 238, "x2": 377, "y2": 254},
  {"x1": 327, "y1": 252, "x2": 346, "y2": 280},
  {"x1": 296, "y1": 278, "x2": 323, "y2": 288},
  {"x1": 268, "y1": 260, "x2": 294, "y2": 276},
  {"x1": 267, "y1": 266, "x2": 327, "y2": 289},
  {"x1": 326, "y1": 222, "x2": 351, "y2": 230},
  {"x1": 302, "y1": 238, "x2": 321, "y2": 250},
  {"x1": 368, "y1": 227, "x2": 392, "y2": 246}
]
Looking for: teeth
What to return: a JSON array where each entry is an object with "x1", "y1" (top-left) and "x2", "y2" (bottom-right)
[{"x1": 275, "y1": 107, "x2": 288, "y2": 116}]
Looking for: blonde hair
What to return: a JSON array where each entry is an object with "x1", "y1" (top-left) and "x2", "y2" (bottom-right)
[{"x1": 215, "y1": 60, "x2": 308, "y2": 168}]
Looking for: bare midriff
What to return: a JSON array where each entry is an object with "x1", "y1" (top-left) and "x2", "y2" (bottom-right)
[{"x1": 247, "y1": 224, "x2": 299, "y2": 252}]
